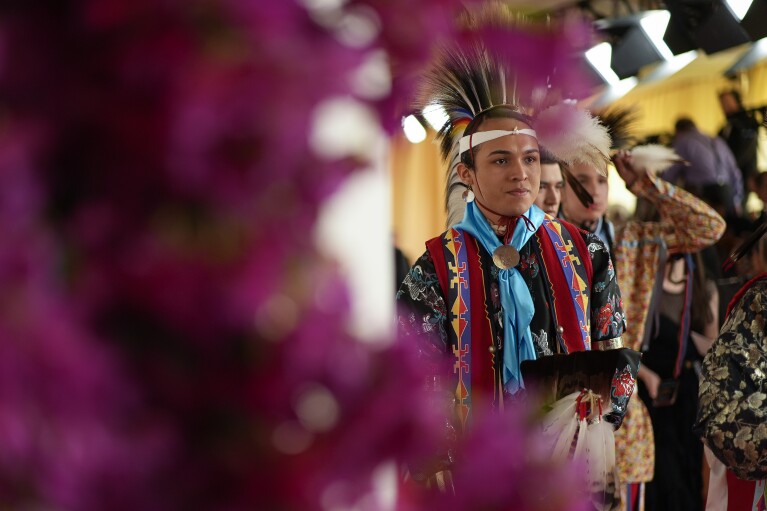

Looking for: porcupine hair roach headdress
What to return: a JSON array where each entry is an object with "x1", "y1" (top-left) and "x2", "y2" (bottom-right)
[
  {"x1": 595, "y1": 105, "x2": 639, "y2": 152},
  {"x1": 416, "y1": 41, "x2": 530, "y2": 227},
  {"x1": 415, "y1": 10, "x2": 613, "y2": 228}
]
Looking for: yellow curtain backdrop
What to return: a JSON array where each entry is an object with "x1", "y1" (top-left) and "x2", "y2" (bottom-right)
[
  {"x1": 611, "y1": 78, "x2": 733, "y2": 136},
  {"x1": 610, "y1": 56, "x2": 767, "y2": 137},
  {"x1": 747, "y1": 61, "x2": 767, "y2": 106},
  {"x1": 389, "y1": 58, "x2": 767, "y2": 262},
  {"x1": 390, "y1": 130, "x2": 446, "y2": 264}
]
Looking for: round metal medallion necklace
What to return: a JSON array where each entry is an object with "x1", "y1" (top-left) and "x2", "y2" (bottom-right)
[{"x1": 492, "y1": 245, "x2": 520, "y2": 270}]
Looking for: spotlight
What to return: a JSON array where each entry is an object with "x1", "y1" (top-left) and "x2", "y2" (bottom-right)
[
  {"x1": 547, "y1": 53, "x2": 610, "y2": 97},
  {"x1": 594, "y1": 12, "x2": 673, "y2": 80},
  {"x1": 402, "y1": 115, "x2": 426, "y2": 144},
  {"x1": 724, "y1": 37, "x2": 767, "y2": 76},
  {"x1": 585, "y1": 42, "x2": 620, "y2": 85},
  {"x1": 421, "y1": 104, "x2": 449, "y2": 131},
  {"x1": 664, "y1": 0, "x2": 750, "y2": 55},
  {"x1": 639, "y1": 11, "x2": 674, "y2": 61},
  {"x1": 740, "y1": 0, "x2": 767, "y2": 41},
  {"x1": 725, "y1": 0, "x2": 754, "y2": 20}
]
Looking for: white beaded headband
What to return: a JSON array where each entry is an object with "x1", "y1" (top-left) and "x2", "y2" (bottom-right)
[{"x1": 458, "y1": 128, "x2": 538, "y2": 155}]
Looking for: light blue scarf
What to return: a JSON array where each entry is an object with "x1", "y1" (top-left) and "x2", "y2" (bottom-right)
[{"x1": 455, "y1": 202, "x2": 545, "y2": 393}]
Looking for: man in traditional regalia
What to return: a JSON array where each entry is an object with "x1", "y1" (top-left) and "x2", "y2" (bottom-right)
[{"x1": 396, "y1": 32, "x2": 640, "y2": 509}]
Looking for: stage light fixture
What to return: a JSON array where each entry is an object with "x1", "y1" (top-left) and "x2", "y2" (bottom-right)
[
  {"x1": 402, "y1": 115, "x2": 426, "y2": 144},
  {"x1": 740, "y1": 0, "x2": 767, "y2": 42},
  {"x1": 724, "y1": 37, "x2": 767, "y2": 76},
  {"x1": 639, "y1": 10, "x2": 675, "y2": 61},
  {"x1": 594, "y1": 13, "x2": 670, "y2": 80},
  {"x1": 585, "y1": 42, "x2": 621, "y2": 85},
  {"x1": 421, "y1": 104, "x2": 449, "y2": 131},
  {"x1": 663, "y1": 13, "x2": 698, "y2": 55},
  {"x1": 725, "y1": 0, "x2": 754, "y2": 19},
  {"x1": 664, "y1": 0, "x2": 750, "y2": 55}
]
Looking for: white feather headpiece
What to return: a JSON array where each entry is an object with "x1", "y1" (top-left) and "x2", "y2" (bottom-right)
[
  {"x1": 535, "y1": 104, "x2": 612, "y2": 175},
  {"x1": 629, "y1": 144, "x2": 685, "y2": 175}
]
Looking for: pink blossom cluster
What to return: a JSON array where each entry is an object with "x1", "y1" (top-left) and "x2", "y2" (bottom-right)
[{"x1": 0, "y1": 1, "x2": 593, "y2": 510}]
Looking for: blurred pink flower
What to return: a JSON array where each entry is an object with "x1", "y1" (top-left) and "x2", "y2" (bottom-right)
[
  {"x1": 0, "y1": 1, "x2": 602, "y2": 510},
  {"x1": 427, "y1": 407, "x2": 591, "y2": 511},
  {"x1": 464, "y1": 17, "x2": 596, "y2": 104}
]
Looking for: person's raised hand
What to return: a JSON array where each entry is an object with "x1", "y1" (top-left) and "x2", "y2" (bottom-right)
[{"x1": 611, "y1": 149, "x2": 642, "y2": 188}]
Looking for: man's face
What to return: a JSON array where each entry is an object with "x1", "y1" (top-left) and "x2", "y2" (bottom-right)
[
  {"x1": 458, "y1": 116, "x2": 541, "y2": 218},
  {"x1": 535, "y1": 162, "x2": 564, "y2": 216},
  {"x1": 560, "y1": 160, "x2": 609, "y2": 226},
  {"x1": 719, "y1": 92, "x2": 740, "y2": 116}
]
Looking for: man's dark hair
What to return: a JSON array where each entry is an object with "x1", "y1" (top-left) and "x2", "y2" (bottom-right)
[
  {"x1": 674, "y1": 117, "x2": 696, "y2": 133},
  {"x1": 540, "y1": 148, "x2": 560, "y2": 166}
]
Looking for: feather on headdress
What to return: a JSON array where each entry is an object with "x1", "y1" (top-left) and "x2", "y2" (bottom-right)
[
  {"x1": 595, "y1": 106, "x2": 639, "y2": 151},
  {"x1": 535, "y1": 104, "x2": 611, "y2": 173},
  {"x1": 592, "y1": 107, "x2": 687, "y2": 175},
  {"x1": 533, "y1": 103, "x2": 612, "y2": 209},
  {"x1": 629, "y1": 144, "x2": 686, "y2": 175},
  {"x1": 723, "y1": 220, "x2": 767, "y2": 272}
]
